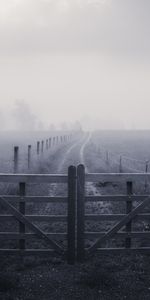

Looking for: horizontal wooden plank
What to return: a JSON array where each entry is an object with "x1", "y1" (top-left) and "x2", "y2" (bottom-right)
[
  {"x1": 0, "y1": 196, "x2": 63, "y2": 253},
  {"x1": 0, "y1": 215, "x2": 68, "y2": 222},
  {"x1": 85, "y1": 231, "x2": 150, "y2": 239},
  {"x1": 85, "y1": 195, "x2": 150, "y2": 202},
  {"x1": 86, "y1": 247, "x2": 150, "y2": 254},
  {"x1": 0, "y1": 249, "x2": 57, "y2": 255},
  {"x1": 0, "y1": 232, "x2": 67, "y2": 239},
  {"x1": 0, "y1": 196, "x2": 67, "y2": 203},
  {"x1": 0, "y1": 174, "x2": 67, "y2": 183},
  {"x1": 1, "y1": 213, "x2": 150, "y2": 222},
  {"x1": 86, "y1": 173, "x2": 150, "y2": 183},
  {"x1": 85, "y1": 213, "x2": 150, "y2": 221},
  {"x1": 88, "y1": 196, "x2": 150, "y2": 254},
  {"x1": 1, "y1": 232, "x2": 150, "y2": 240}
]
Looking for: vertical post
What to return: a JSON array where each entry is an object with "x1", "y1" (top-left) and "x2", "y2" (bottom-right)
[
  {"x1": 19, "y1": 182, "x2": 26, "y2": 251},
  {"x1": 126, "y1": 181, "x2": 133, "y2": 248},
  {"x1": 46, "y1": 139, "x2": 49, "y2": 150},
  {"x1": 77, "y1": 164, "x2": 85, "y2": 262},
  {"x1": 49, "y1": 138, "x2": 51, "y2": 148},
  {"x1": 37, "y1": 141, "x2": 40, "y2": 155},
  {"x1": 67, "y1": 166, "x2": 76, "y2": 264},
  {"x1": 28, "y1": 145, "x2": 31, "y2": 170},
  {"x1": 119, "y1": 156, "x2": 122, "y2": 173},
  {"x1": 41, "y1": 140, "x2": 44, "y2": 153},
  {"x1": 14, "y1": 146, "x2": 19, "y2": 173}
]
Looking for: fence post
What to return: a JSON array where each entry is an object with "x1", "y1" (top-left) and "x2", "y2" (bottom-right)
[
  {"x1": 145, "y1": 161, "x2": 149, "y2": 191},
  {"x1": 28, "y1": 145, "x2": 31, "y2": 170},
  {"x1": 67, "y1": 166, "x2": 76, "y2": 264},
  {"x1": 77, "y1": 164, "x2": 85, "y2": 262},
  {"x1": 19, "y1": 182, "x2": 26, "y2": 251},
  {"x1": 49, "y1": 138, "x2": 51, "y2": 148},
  {"x1": 119, "y1": 156, "x2": 122, "y2": 173},
  {"x1": 14, "y1": 146, "x2": 19, "y2": 173},
  {"x1": 37, "y1": 141, "x2": 40, "y2": 155},
  {"x1": 46, "y1": 139, "x2": 49, "y2": 150},
  {"x1": 126, "y1": 181, "x2": 133, "y2": 248},
  {"x1": 41, "y1": 140, "x2": 44, "y2": 153}
]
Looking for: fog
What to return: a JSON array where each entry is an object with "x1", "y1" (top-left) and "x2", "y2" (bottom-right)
[{"x1": 0, "y1": 0, "x2": 150, "y2": 130}]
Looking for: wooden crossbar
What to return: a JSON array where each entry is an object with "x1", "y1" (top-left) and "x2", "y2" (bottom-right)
[
  {"x1": 0, "y1": 197, "x2": 63, "y2": 254},
  {"x1": 87, "y1": 196, "x2": 150, "y2": 255}
]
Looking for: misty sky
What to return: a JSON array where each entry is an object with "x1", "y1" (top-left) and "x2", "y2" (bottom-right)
[{"x1": 0, "y1": 0, "x2": 150, "y2": 130}]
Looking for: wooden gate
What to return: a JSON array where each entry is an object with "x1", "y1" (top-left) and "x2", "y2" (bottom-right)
[
  {"x1": 1, "y1": 164, "x2": 150, "y2": 264},
  {"x1": 0, "y1": 166, "x2": 76, "y2": 264},
  {"x1": 76, "y1": 165, "x2": 150, "y2": 261}
]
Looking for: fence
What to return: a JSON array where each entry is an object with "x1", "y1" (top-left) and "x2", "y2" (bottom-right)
[
  {"x1": 13, "y1": 133, "x2": 74, "y2": 173},
  {"x1": 100, "y1": 147, "x2": 150, "y2": 174},
  {"x1": 0, "y1": 164, "x2": 150, "y2": 264}
]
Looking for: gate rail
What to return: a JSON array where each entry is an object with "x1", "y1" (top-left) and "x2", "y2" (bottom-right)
[
  {"x1": 0, "y1": 166, "x2": 76, "y2": 264},
  {"x1": 77, "y1": 165, "x2": 150, "y2": 261},
  {"x1": 1, "y1": 165, "x2": 150, "y2": 264}
]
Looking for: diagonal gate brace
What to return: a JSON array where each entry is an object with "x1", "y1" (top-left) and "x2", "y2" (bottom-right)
[
  {"x1": 0, "y1": 197, "x2": 63, "y2": 254},
  {"x1": 88, "y1": 196, "x2": 150, "y2": 255}
]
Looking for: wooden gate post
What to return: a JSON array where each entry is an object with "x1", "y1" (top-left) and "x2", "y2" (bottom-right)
[
  {"x1": 41, "y1": 140, "x2": 44, "y2": 153},
  {"x1": 126, "y1": 181, "x2": 133, "y2": 248},
  {"x1": 119, "y1": 156, "x2": 122, "y2": 173},
  {"x1": 28, "y1": 145, "x2": 31, "y2": 170},
  {"x1": 67, "y1": 166, "x2": 76, "y2": 264},
  {"x1": 37, "y1": 141, "x2": 40, "y2": 155},
  {"x1": 77, "y1": 164, "x2": 85, "y2": 262},
  {"x1": 14, "y1": 146, "x2": 19, "y2": 173}
]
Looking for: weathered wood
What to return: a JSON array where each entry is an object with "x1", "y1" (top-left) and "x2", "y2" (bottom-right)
[
  {"x1": 0, "y1": 215, "x2": 67, "y2": 222},
  {"x1": 85, "y1": 195, "x2": 148, "y2": 202},
  {"x1": 19, "y1": 182, "x2": 26, "y2": 250},
  {"x1": 28, "y1": 145, "x2": 31, "y2": 169},
  {"x1": 2, "y1": 231, "x2": 150, "y2": 240},
  {"x1": 14, "y1": 146, "x2": 19, "y2": 173},
  {"x1": 0, "y1": 197, "x2": 63, "y2": 253},
  {"x1": 41, "y1": 140, "x2": 44, "y2": 153},
  {"x1": 84, "y1": 231, "x2": 150, "y2": 239},
  {"x1": 84, "y1": 213, "x2": 150, "y2": 221},
  {"x1": 126, "y1": 182, "x2": 133, "y2": 248},
  {"x1": 49, "y1": 138, "x2": 51, "y2": 148},
  {"x1": 0, "y1": 249, "x2": 55, "y2": 255},
  {"x1": 88, "y1": 196, "x2": 150, "y2": 254},
  {"x1": 46, "y1": 139, "x2": 49, "y2": 150},
  {"x1": 0, "y1": 233, "x2": 67, "y2": 239},
  {"x1": 37, "y1": 141, "x2": 40, "y2": 155},
  {"x1": 1, "y1": 248, "x2": 150, "y2": 256},
  {"x1": 119, "y1": 156, "x2": 122, "y2": 173},
  {"x1": 92, "y1": 247, "x2": 150, "y2": 254},
  {"x1": 0, "y1": 174, "x2": 67, "y2": 183},
  {"x1": 2, "y1": 196, "x2": 67, "y2": 203},
  {"x1": 77, "y1": 164, "x2": 85, "y2": 262},
  {"x1": 2, "y1": 213, "x2": 150, "y2": 222},
  {"x1": 67, "y1": 166, "x2": 76, "y2": 264},
  {"x1": 86, "y1": 173, "x2": 150, "y2": 183},
  {"x1": 85, "y1": 195, "x2": 149, "y2": 202}
]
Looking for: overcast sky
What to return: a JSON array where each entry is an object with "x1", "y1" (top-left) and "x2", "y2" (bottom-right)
[{"x1": 0, "y1": 0, "x2": 150, "y2": 130}]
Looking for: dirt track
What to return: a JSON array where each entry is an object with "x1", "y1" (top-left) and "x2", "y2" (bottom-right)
[{"x1": 1, "y1": 132, "x2": 150, "y2": 300}]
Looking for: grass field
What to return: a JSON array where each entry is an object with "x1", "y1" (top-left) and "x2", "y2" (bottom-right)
[{"x1": 1, "y1": 130, "x2": 150, "y2": 299}]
